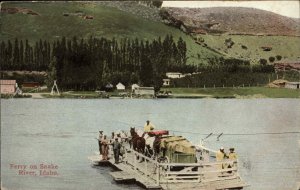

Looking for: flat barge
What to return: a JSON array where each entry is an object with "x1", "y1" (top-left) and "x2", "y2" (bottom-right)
[{"x1": 89, "y1": 133, "x2": 248, "y2": 190}]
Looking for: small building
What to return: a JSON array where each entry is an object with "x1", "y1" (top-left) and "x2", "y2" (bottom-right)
[
  {"x1": 0, "y1": 80, "x2": 16, "y2": 94},
  {"x1": 166, "y1": 72, "x2": 185, "y2": 79},
  {"x1": 22, "y1": 82, "x2": 40, "y2": 88},
  {"x1": 133, "y1": 87, "x2": 155, "y2": 96},
  {"x1": 116, "y1": 82, "x2": 125, "y2": 90},
  {"x1": 285, "y1": 82, "x2": 300, "y2": 89},
  {"x1": 163, "y1": 79, "x2": 170, "y2": 86},
  {"x1": 131, "y1": 84, "x2": 139, "y2": 91},
  {"x1": 101, "y1": 83, "x2": 114, "y2": 92}
]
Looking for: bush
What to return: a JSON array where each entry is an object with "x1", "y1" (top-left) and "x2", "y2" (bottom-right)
[
  {"x1": 276, "y1": 55, "x2": 282, "y2": 61},
  {"x1": 269, "y1": 56, "x2": 275, "y2": 63},
  {"x1": 259, "y1": 59, "x2": 268, "y2": 66}
]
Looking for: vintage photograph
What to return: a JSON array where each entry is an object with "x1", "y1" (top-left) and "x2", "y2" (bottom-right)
[{"x1": 1, "y1": 1, "x2": 299, "y2": 190}]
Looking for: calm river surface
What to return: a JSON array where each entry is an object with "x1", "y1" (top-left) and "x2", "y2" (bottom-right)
[{"x1": 1, "y1": 99, "x2": 300, "y2": 190}]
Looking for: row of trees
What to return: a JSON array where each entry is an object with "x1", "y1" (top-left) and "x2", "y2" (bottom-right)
[
  {"x1": 0, "y1": 35, "x2": 191, "y2": 91},
  {"x1": 0, "y1": 39, "x2": 51, "y2": 71}
]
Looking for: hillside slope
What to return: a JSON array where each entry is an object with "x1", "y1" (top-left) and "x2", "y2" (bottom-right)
[
  {"x1": 160, "y1": 7, "x2": 300, "y2": 64},
  {"x1": 161, "y1": 7, "x2": 300, "y2": 36},
  {"x1": 0, "y1": 1, "x2": 222, "y2": 66}
]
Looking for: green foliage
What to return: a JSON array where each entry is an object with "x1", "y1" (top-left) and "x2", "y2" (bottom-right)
[
  {"x1": 259, "y1": 58, "x2": 267, "y2": 65},
  {"x1": 276, "y1": 55, "x2": 282, "y2": 61},
  {"x1": 172, "y1": 72, "x2": 277, "y2": 88},
  {"x1": 269, "y1": 56, "x2": 275, "y2": 63},
  {"x1": 0, "y1": 2, "x2": 221, "y2": 66},
  {"x1": 198, "y1": 34, "x2": 300, "y2": 64},
  {"x1": 162, "y1": 87, "x2": 300, "y2": 98}
]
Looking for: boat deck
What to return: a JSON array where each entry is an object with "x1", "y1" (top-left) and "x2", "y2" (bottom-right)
[{"x1": 88, "y1": 145, "x2": 247, "y2": 190}]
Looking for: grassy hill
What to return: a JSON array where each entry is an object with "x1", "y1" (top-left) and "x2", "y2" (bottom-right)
[
  {"x1": 160, "y1": 7, "x2": 300, "y2": 64},
  {"x1": 196, "y1": 34, "x2": 300, "y2": 64},
  {"x1": 0, "y1": 1, "x2": 222, "y2": 66}
]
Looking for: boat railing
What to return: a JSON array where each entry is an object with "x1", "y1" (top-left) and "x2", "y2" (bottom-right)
[{"x1": 123, "y1": 146, "x2": 239, "y2": 185}]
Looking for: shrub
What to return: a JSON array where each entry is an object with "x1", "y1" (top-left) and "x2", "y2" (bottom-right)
[
  {"x1": 269, "y1": 56, "x2": 275, "y2": 63},
  {"x1": 259, "y1": 59, "x2": 268, "y2": 66},
  {"x1": 276, "y1": 55, "x2": 282, "y2": 61}
]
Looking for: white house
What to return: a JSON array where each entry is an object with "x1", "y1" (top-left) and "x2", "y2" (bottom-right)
[
  {"x1": 166, "y1": 72, "x2": 185, "y2": 79},
  {"x1": 285, "y1": 82, "x2": 300, "y2": 89},
  {"x1": 131, "y1": 84, "x2": 139, "y2": 90},
  {"x1": 163, "y1": 79, "x2": 170, "y2": 86},
  {"x1": 116, "y1": 82, "x2": 125, "y2": 90}
]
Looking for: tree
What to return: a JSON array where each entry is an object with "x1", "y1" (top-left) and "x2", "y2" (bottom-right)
[
  {"x1": 276, "y1": 55, "x2": 282, "y2": 61},
  {"x1": 269, "y1": 56, "x2": 275, "y2": 63},
  {"x1": 259, "y1": 58, "x2": 267, "y2": 66}
]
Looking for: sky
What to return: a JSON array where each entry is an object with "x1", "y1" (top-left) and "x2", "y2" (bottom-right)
[{"x1": 162, "y1": 1, "x2": 300, "y2": 18}]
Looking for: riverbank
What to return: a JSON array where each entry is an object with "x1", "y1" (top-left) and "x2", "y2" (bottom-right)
[
  {"x1": 162, "y1": 87, "x2": 300, "y2": 99},
  {"x1": 1, "y1": 87, "x2": 299, "y2": 99}
]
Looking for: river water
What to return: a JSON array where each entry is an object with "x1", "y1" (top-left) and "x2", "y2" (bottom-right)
[{"x1": 1, "y1": 99, "x2": 300, "y2": 190}]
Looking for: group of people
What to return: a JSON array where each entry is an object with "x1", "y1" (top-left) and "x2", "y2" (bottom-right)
[
  {"x1": 216, "y1": 147, "x2": 237, "y2": 170},
  {"x1": 98, "y1": 131, "x2": 123, "y2": 164},
  {"x1": 97, "y1": 120, "x2": 155, "y2": 163}
]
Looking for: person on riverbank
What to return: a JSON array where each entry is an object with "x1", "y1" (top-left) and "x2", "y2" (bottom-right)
[
  {"x1": 113, "y1": 138, "x2": 121, "y2": 164},
  {"x1": 98, "y1": 131, "x2": 103, "y2": 155},
  {"x1": 144, "y1": 120, "x2": 155, "y2": 132},
  {"x1": 101, "y1": 135, "x2": 109, "y2": 161}
]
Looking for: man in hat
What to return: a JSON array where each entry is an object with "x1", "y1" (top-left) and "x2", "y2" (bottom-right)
[
  {"x1": 98, "y1": 131, "x2": 103, "y2": 155},
  {"x1": 216, "y1": 147, "x2": 227, "y2": 169},
  {"x1": 228, "y1": 148, "x2": 237, "y2": 168},
  {"x1": 112, "y1": 138, "x2": 121, "y2": 164},
  {"x1": 144, "y1": 120, "x2": 155, "y2": 132}
]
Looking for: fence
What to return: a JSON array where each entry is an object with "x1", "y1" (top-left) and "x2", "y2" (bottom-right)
[{"x1": 123, "y1": 146, "x2": 238, "y2": 186}]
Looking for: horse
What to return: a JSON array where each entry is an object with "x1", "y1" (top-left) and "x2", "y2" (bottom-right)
[{"x1": 130, "y1": 127, "x2": 146, "y2": 154}]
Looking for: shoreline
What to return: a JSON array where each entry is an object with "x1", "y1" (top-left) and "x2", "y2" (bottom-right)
[{"x1": 1, "y1": 87, "x2": 299, "y2": 99}]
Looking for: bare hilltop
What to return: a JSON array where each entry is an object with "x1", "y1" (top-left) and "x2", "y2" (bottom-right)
[{"x1": 161, "y1": 7, "x2": 300, "y2": 36}]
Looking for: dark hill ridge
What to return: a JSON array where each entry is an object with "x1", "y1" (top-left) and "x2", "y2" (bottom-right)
[{"x1": 161, "y1": 7, "x2": 300, "y2": 36}]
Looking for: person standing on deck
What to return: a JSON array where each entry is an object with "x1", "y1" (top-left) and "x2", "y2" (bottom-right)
[
  {"x1": 144, "y1": 120, "x2": 155, "y2": 132},
  {"x1": 228, "y1": 148, "x2": 237, "y2": 169},
  {"x1": 113, "y1": 138, "x2": 121, "y2": 164},
  {"x1": 98, "y1": 131, "x2": 103, "y2": 155},
  {"x1": 216, "y1": 147, "x2": 227, "y2": 169},
  {"x1": 101, "y1": 135, "x2": 109, "y2": 161}
]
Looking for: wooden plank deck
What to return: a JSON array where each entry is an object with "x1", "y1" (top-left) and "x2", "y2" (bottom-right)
[
  {"x1": 89, "y1": 151, "x2": 161, "y2": 189},
  {"x1": 88, "y1": 146, "x2": 247, "y2": 190}
]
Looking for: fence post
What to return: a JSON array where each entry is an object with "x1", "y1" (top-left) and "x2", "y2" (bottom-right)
[
  {"x1": 145, "y1": 159, "x2": 148, "y2": 176},
  {"x1": 134, "y1": 152, "x2": 137, "y2": 171},
  {"x1": 156, "y1": 163, "x2": 160, "y2": 186}
]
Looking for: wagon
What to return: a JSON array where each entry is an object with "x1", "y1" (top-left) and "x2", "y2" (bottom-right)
[{"x1": 159, "y1": 135, "x2": 196, "y2": 164}]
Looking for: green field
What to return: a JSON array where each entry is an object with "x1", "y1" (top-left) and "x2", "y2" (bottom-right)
[
  {"x1": 1, "y1": 2, "x2": 221, "y2": 65},
  {"x1": 162, "y1": 87, "x2": 300, "y2": 98},
  {"x1": 196, "y1": 34, "x2": 300, "y2": 64}
]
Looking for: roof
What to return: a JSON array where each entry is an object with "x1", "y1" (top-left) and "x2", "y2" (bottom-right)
[
  {"x1": 116, "y1": 82, "x2": 125, "y2": 87},
  {"x1": 286, "y1": 82, "x2": 300, "y2": 84},
  {"x1": 0, "y1": 80, "x2": 16, "y2": 85},
  {"x1": 105, "y1": 83, "x2": 113, "y2": 88},
  {"x1": 166, "y1": 72, "x2": 182, "y2": 75}
]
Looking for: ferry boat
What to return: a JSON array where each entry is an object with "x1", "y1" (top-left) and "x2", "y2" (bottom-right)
[{"x1": 88, "y1": 129, "x2": 248, "y2": 190}]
